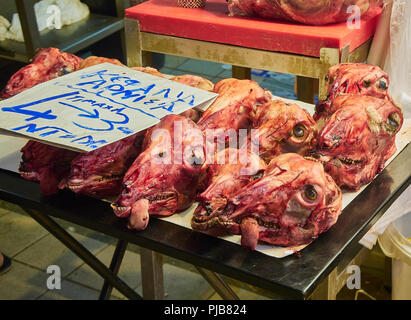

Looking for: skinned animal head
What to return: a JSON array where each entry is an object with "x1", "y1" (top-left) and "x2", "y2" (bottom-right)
[
  {"x1": 249, "y1": 100, "x2": 318, "y2": 163},
  {"x1": 60, "y1": 134, "x2": 143, "y2": 197},
  {"x1": 202, "y1": 153, "x2": 342, "y2": 250},
  {"x1": 19, "y1": 140, "x2": 78, "y2": 195},
  {"x1": 197, "y1": 78, "x2": 272, "y2": 134},
  {"x1": 315, "y1": 63, "x2": 391, "y2": 122},
  {"x1": 313, "y1": 95, "x2": 403, "y2": 190},
  {"x1": 112, "y1": 115, "x2": 206, "y2": 231},
  {"x1": 192, "y1": 148, "x2": 267, "y2": 232},
  {"x1": 2, "y1": 48, "x2": 82, "y2": 98}
]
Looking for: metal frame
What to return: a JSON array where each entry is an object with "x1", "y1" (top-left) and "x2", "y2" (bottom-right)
[
  {"x1": 0, "y1": 0, "x2": 130, "y2": 62},
  {"x1": 19, "y1": 207, "x2": 142, "y2": 300},
  {"x1": 124, "y1": 18, "x2": 371, "y2": 102}
]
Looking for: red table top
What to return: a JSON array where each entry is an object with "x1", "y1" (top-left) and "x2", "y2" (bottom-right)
[{"x1": 126, "y1": 0, "x2": 381, "y2": 58}]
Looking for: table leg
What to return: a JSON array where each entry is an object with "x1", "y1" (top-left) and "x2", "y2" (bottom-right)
[
  {"x1": 140, "y1": 248, "x2": 164, "y2": 299},
  {"x1": 232, "y1": 66, "x2": 251, "y2": 80},
  {"x1": 308, "y1": 247, "x2": 370, "y2": 300},
  {"x1": 195, "y1": 266, "x2": 240, "y2": 300},
  {"x1": 99, "y1": 239, "x2": 129, "y2": 300},
  {"x1": 20, "y1": 207, "x2": 142, "y2": 300},
  {"x1": 124, "y1": 18, "x2": 143, "y2": 67},
  {"x1": 296, "y1": 76, "x2": 316, "y2": 104}
]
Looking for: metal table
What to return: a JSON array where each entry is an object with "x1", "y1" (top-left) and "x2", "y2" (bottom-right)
[{"x1": 0, "y1": 142, "x2": 409, "y2": 299}]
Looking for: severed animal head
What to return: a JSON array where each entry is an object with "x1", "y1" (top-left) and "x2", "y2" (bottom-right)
[
  {"x1": 192, "y1": 148, "x2": 267, "y2": 233},
  {"x1": 19, "y1": 140, "x2": 78, "y2": 195},
  {"x1": 312, "y1": 95, "x2": 403, "y2": 190},
  {"x1": 201, "y1": 153, "x2": 342, "y2": 250},
  {"x1": 59, "y1": 133, "x2": 143, "y2": 197},
  {"x1": 79, "y1": 56, "x2": 124, "y2": 69},
  {"x1": 112, "y1": 115, "x2": 206, "y2": 231},
  {"x1": 249, "y1": 100, "x2": 318, "y2": 163},
  {"x1": 2, "y1": 48, "x2": 82, "y2": 98},
  {"x1": 197, "y1": 78, "x2": 272, "y2": 134},
  {"x1": 315, "y1": 63, "x2": 391, "y2": 122}
]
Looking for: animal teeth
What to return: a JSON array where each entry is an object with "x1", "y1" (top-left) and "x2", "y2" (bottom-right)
[{"x1": 111, "y1": 204, "x2": 129, "y2": 212}]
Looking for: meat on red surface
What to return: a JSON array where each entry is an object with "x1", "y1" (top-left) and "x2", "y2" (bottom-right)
[
  {"x1": 227, "y1": 0, "x2": 382, "y2": 25},
  {"x1": 1, "y1": 47, "x2": 83, "y2": 98},
  {"x1": 112, "y1": 115, "x2": 206, "y2": 230}
]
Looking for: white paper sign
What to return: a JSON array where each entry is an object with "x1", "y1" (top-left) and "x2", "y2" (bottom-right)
[{"x1": 0, "y1": 63, "x2": 218, "y2": 152}]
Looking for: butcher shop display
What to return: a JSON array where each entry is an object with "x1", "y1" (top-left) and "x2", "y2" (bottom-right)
[
  {"x1": 227, "y1": 0, "x2": 382, "y2": 25},
  {"x1": 313, "y1": 94, "x2": 403, "y2": 190},
  {"x1": 193, "y1": 153, "x2": 342, "y2": 250},
  {"x1": 1, "y1": 47, "x2": 408, "y2": 253},
  {"x1": 112, "y1": 115, "x2": 206, "y2": 230},
  {"x1": 249, "y1": 100, "x2": 317, "y2": 163}
]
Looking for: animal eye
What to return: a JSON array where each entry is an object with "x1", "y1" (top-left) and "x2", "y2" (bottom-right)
[
  {"x1": 292, "y1": 124, "x2": 306, "y2": 138},
  {"x1": 325, "y1": 75, "x2": 329, "y2": 81},
  {"x1": 250, "y1": 171, "x2": 263, "y2": 182},
  {"x1": 363, "y1": 80, "x2": 372, "y2": 87},
  {"x1": 304, "y1": 185, "x2": 317, "y2": 201},
  {"x1": 158, "y1": 151, "x2": 166, "y2": 157},
  {"x1": 378, "y1": 79, "x2": 387, "y2": 90},
  {"x1": 387, "y1": 113, "x2": 399, "y2": 131}
]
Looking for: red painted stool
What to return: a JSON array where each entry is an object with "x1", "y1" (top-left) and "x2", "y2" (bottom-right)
[{"x1": 124, "y1": 0, "x2": 381, "y2": 102}]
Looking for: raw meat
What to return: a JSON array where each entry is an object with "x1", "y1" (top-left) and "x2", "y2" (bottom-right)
[
  {"x1": 112, "y1": 115, "x2": 206, "y2": 230},
  {"x1": 313, "y1": 94, "x2": 403, "y2": 190},
  {"x1": 1, "y1": 47, "x2": 82, "y2": 98},
  {"x1": 59, "y1": 133, "x2": 143, "y2": 197},
  {"x1": 227, "y1": 0, "x2": 382, "y2": 25},
  {"x1": 19, "y1": 140, "x2": 78, "y2": 195},
  {"x1": 193, "y1": 153, "x2": 342, "y2": 249}
]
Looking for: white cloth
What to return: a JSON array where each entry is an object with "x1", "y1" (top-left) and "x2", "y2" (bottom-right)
[
  {"x1": 1, "y1": 0, "x2": 89, "y2": 42},
  {"x1": 384, "y1": 0, "x2": 411, "y2": 118},
  {"x1": 359, "y1": 185, "x2": 411, "y2": 249}
]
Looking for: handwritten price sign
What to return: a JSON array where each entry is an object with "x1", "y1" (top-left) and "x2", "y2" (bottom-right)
[{"x1": 0, "y1": 63, "x2": 217, "y2": 152}]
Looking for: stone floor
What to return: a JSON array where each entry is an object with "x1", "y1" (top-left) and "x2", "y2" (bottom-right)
[
  {"x1": 0, "y1": 200, "x2": 392, "y2": 300},
  {"x1": 0, "y1": 54, "x2": 391, "y2": 300}
]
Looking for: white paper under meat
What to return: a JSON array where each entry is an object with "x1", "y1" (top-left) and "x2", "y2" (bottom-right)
[{"x1": 0, "y1": 97, "x2": 410, "y2": 258}]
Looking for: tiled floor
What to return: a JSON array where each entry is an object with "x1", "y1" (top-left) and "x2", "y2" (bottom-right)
[
  {"x1": 0, "y1": 203, "x2": 278, "y2": 300},
  {"x1": 0, "y1": 201, "x2": 392, "y2": 300}
]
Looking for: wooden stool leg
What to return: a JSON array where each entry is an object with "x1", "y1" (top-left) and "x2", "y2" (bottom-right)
[
  {"x1": 124, "y1": 18, "x2": 143, "y2": 67},
  {"x1": 296, "y1": 76, "x2": 316, "y2": 104},
  {"x1": 232, "y1": 66, "x2": 251, "y2": 79}
]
